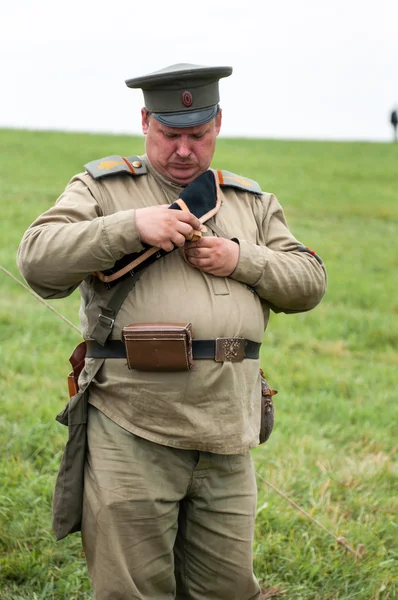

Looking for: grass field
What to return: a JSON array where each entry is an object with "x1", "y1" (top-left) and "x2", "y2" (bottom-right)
[{"x1": 0, "y1": 128, "x2": 397, "y2": 599}]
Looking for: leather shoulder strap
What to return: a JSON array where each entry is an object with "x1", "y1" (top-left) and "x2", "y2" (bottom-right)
[
  {"x1": 84, "y1": 155, "x2": 147, "y2": 180},
  {"x1": 90, "y1": 270, "x2": 145, "y2": 345}
]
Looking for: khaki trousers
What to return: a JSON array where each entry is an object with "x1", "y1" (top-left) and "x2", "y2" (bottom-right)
[{"x1": 82, "y1": 405, "x2": 261, "y2": 600}]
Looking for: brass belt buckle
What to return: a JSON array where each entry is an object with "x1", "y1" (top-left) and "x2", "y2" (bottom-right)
[{"x1": 215, "y1": 338, "x2": 246, "y2": 362}]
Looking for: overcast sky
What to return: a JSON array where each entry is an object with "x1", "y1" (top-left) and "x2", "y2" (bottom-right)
[{"x1": 1, "y1": 0, "x2": 397, "y2": 142}]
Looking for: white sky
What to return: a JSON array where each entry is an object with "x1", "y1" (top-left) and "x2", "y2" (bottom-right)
[{"x1": 1, "y1": 0, "x2": 397, "y2": 141}]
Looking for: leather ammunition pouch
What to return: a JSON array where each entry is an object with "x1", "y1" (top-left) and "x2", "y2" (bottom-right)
[{"x1": 121, "y1": 322, "x2": 194, "y2": 371}]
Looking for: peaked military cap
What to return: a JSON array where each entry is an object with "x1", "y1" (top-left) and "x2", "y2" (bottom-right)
[{"x1": 125, "y1": 63, "x2": 232, "y2": 128}]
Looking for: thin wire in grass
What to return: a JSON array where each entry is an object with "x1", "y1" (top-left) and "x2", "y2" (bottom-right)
[
  {"x1": 0, "y1": 266, "x2": 81, "y2": 335},
  {"x1": 256, "y1": 472, "x2": 363, "y2": 559}
]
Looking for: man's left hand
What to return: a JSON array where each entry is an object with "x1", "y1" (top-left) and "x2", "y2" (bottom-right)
[{"x1": 184, "y1": 237, "x2": 239, "y2": 277}]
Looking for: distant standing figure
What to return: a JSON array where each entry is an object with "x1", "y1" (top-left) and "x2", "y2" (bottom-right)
[{"x1": 390, "y1": 109, "x2": 398, "y2": 141}]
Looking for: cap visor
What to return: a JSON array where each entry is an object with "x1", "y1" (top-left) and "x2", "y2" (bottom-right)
[{"x1": 153, "y1": 106, "x2": 217, "y2": 128}]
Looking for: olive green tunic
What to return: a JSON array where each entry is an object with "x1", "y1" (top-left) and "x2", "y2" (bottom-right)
[{"x1": 17, "y1": 155, "x2": 326, "y2": 454}]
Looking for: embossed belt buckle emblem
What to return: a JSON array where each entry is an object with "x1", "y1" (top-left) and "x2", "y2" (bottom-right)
[{"x1": 215, "y1": 338, "x2": 246, "y2": 362}]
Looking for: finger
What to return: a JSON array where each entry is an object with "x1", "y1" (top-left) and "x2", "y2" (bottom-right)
[
  {"x1": 159, "y1": 240, "x2": 175, "y2": 252},
  {"x1": 184, "y1": 247, "x2": 212, "y2": 259},
  {"x1": 184, "y1": 240, "x2": 199, "y2": 250},
  {"x1": 193, "y1": 236, "x2": 220, "y2": 248},
  {"x1": 185, "y1": 236, "x2": 218, "y2": 251},
  {"x1": 170, "y1": 232, "x2": 187, "y2": 248},
  {"x1": 175, "y1": 211, "x2": 202, "y2": 231},
  {"x1": 176, "y1": 221, "x2": 197, "y2": 241},
  {"x1": 186, "y1": 255, "x2": 213, "y2": 268},
  {"x1": 185, "y1": 237, "x2": 215, "y2": 251}
]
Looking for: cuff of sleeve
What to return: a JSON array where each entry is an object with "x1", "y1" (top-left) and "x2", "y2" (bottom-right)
[
  {"x1": 229, "y1": 239, "x2": 268, "y2": 286},
  {"x1": 102, "y1": 209, "x2": 144, "y2": 259}
]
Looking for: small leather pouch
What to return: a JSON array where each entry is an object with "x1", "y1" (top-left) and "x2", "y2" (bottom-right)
[
  {"x1": 259, "y1": 369, "x2": 278, "y2": 444},
  {"x1": 121, "y1": 323, "x2": 194, "y2": 371},
  {"x1": 67, "y1": 341, "x2": 87, "y2": 398}
]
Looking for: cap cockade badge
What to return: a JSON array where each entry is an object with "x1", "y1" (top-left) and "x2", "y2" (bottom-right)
[{"x1": 182, "y1": 91, "x2": 193, "y2": 107}]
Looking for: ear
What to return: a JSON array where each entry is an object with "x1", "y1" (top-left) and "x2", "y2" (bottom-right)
[
  {"x1": 215, "y1": 109, "x2": 222, "y2": 136},
  {"x1": 141, "y1": 108, "x2": 150, "y2": 135}
]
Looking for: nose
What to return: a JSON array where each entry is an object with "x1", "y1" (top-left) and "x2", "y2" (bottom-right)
[{"x1": 176, "y1": 139, "x2": 191, "y2": 158}]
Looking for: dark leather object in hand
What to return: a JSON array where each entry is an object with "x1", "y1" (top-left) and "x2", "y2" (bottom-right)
[
  {"x1": 100, "y1": 170, "x2": 218, "y2": 287},
  {"x1": 178, "y1": 170, "x2": 217, "y2": 214},
  {"x1": 259, "y1": 369, "x2": 277, "y2": 444}
]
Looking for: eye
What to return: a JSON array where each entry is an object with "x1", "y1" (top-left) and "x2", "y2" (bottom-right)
[
  {"x1": 191, "y1": 132, "x2": 205, "y2": 140},
  {"x1": 164, "y1": 132, "x2": 179, "y2": 140}
]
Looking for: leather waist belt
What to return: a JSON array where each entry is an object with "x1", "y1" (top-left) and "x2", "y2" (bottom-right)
[{"x1": 86, "y1": 338, "x2": 261, "y2": 362}]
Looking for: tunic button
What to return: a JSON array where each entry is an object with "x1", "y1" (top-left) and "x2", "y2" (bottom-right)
[{"x1": 132, "y1": 161, "x2": 142, "y2": 168}]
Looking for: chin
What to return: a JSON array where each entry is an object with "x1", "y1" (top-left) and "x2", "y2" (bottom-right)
[
  {"x1": 175, "y1": 174, "x2": 197, "y2": 184},
  {"x1": 169, "y1": 166, "x2": 202, "y2": 184}
]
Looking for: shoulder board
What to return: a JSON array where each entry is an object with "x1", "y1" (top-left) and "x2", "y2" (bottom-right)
[
  {"x1": 84, "y1": 155, "x2": 147, "y2": 179},
  {"x1": 218, "y1": 170, "x2": 262, "y2": 195}
]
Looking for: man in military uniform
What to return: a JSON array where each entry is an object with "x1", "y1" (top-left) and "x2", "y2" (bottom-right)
[{"x1": 18, "y1": 63, "x2": 327, "y2": 600}]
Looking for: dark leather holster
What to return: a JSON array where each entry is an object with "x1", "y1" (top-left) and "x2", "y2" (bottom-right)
[
  {"x1": 67, "y1": 341, "x2": 87, "y2": 397},
  {"x1": 259, "y1": 369, "x2": 278, "y2": 444}
]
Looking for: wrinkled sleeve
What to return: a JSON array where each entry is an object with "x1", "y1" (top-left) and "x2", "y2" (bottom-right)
[
  {"x1": 230, "y1": 194, "x2": 327, "y2": 313},
  {"x1": 17, "y1": 175, "x2": 144, "y2": 299}
]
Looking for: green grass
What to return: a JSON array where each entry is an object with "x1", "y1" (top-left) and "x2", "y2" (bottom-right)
[{"x1": 0, "y1": 128, "x2": 397, "y2": 599}]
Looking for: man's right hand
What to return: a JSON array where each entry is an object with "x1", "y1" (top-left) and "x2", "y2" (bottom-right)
[{"x1": 135, "y1": 205, "x2": 202, "y2": 252}]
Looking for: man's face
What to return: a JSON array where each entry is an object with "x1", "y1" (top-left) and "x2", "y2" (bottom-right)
[{"x1": 141, "y1": 109, "x2": 222, "y2": 185}]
